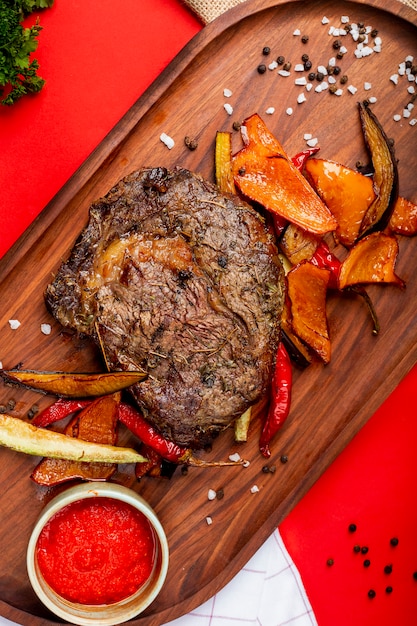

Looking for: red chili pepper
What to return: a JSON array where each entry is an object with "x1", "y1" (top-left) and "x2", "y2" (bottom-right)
[
  {"x1": 291, "y1": 147, "x2": 320, "y2": 170},
  {"x1": 32, "y1": 399, "x2": 92, "y2": 427},
  {"x1": 310, "y1": 240, "x2": 341, "y2": 289},
  {"x1": 259, "y1": 342, "x2": 292, "y2": 458},
  {"x1": 118, "y1": 402, "x2": 191, "y2": 464}
]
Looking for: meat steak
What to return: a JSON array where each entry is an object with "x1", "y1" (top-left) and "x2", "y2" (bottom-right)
[{"x1": 45, "y1": 167, "x2": 284, "y2": 447}]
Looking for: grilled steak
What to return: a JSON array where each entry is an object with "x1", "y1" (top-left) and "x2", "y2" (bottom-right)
[{"x1": 45, "y1": 167, "x2": 284, "y2": 447}]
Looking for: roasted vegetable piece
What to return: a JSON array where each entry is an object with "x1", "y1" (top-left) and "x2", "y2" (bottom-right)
[
  {"x1": 304, "y1": 157, "x2": 376, "y2": 247},
  {"x1": 0, "y1": 414, "x2": 147, "y2": 464},
  {"x1": 234, "y1": 406, "x2": 252, "y2": 443},
  {"x1": 309, "y1": 240, "x2": 342, "y2": 290},
  {"x1": 31, "y1": 394, "x2": 120, "y2": 485},
  {"x1": 279, "y1": 223, "x2": 320, "y2": 266},
  {"x1": 32, "y1": 399, "x2": 92, "y2": 427},
  {"x1": 118, "y1": 402, "x2": 245, "y2": 467},
  {"x1": 259, "y1": 342, "x2": 292, "y2": 458},
  {"x1": 232, "y1": 114, "x2": 337, "y2": 235},
  {"x1": 287, "y1": 262, "x2": 331, "y2": 364},
  {"x1": 0, "y1": 370, "x2": 146, "y2": 397},
  {"x1": 358, "y1": 102, "x2": 399, "y2": 237},
  {"x1": 338, "y1": 232, "x2": 405, "y2": 289},
  {"x1": 389, "y1": 196, "x2": 417, "y2": 236},
  {"x1": 215, "y1": 131, "x2": 237, "y2": 193}
]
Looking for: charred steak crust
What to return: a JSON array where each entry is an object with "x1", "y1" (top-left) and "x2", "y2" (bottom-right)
[{"x1": 45, "y1": 167, "x2": 284, "y2": 447}]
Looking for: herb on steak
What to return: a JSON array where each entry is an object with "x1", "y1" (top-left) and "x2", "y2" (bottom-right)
[{"x1": 0, "y1": 0, "x2": 54, "y2": 106}]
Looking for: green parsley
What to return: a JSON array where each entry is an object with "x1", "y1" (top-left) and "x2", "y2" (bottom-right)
[{"x1": 0, "y1": 0, "x2": 54, "y2": 106}]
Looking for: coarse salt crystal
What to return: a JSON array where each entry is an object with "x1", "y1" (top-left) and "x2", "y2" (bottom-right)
[
  {"x1": 306, "y1": 83, "x2": 313, "y2": 91},
  {"x1": 408, "y1": 73, "x2": 416, "y2": 83},
  {"x1": 322, "y1": 16, "x2": 330, "y2": 24},
  {"x1": 328, "y1": 26, "x2": 335, "y2": 36},
  {"x1": 339, "y1": 29, "x2": 348, "y2": 36},
  {"x1": 398, "y1": 62, "x2": 406, "y2": 75},
  {"x1": 8, "y1": 320, "x2": 20, "y2": 330},
  {"x1": 286, "y1": 107, "x2": 293, "y2": 115},
  {"x1": 348, "y1": 84, "x2": 358, "y2": 94},
  {"x1": 224, "y1": 103, "x2": 233, "y2": 115},
  {"x1": 368, "y1": 96, "x2": 377, "y2": 103},
  {"x1": 340, "y1": 46, "x2": 348, "y2": 54},
  {"x1": 250, "y1": 485, "x2": 260, "y2": 494},
  {"x1": 341, "y1": 15, "x2": 349, "y2": 23},
  {"x1": 294, "y1": 63, "x2": 305, "y2": 72},
  {"x1": 228, "y1": 452, "x2": 241, "y2": 463},
  {"x1": 373, "y1": 44, "x2": 382, "y2": 53},
  {"x1": 223, "y1": 88, "x2": 233, "y2": 97},
  {"x1": 328, "y1": 75, "x2": 337, "y2": 84},
  {"x1": 374, "y1": 36, "x2": 382, "y2": 46},
  {"x1": 409, "y1": 118, "x2": 417, "y2": 126},
  {"x1": 406, "y1": 55, "x2": 414, "y2": 62},
  {"x1": 293, "y1": 28, "x2": 301, "y2": 35},
  {"x1": 303, "y1": 133, "x2": 312, "y2": 140},
  {"x1": 0, "y1": 361, "x2": 2, "y2": 369},
  {"x1": 332, "y1": 28, "x2": 340, "y2": 36},
  {"x1": 352, "y1": 31, "x2": 359, "y2": 42},
  {"x1": 403, "y1": 109, "x2": 411, "y2": 118},
  {"x1": 334, "y1": 89, "x2": 344, "y2": 96},
  {"x1": 364, "y1": 82, "x2": 372, "y2": 90},
  {"x1": 328, "y1": 57, "x2": 336, "y2": 66},
  {"x1": 242, "y1": 459, "x2": 250, "y2": 468},
  {"x1": 393, "y1": 114, "x2": 401, "y2": 121},
  {"x1": 268, "y1": 61, "x2": 278, "y2": 70},
  {"x1": 265, "y1": 107, "x2": 275, "y2": 114},
  {"x1": 295, "y1": 77, "x2": 307, "y2": 86},
  {"x1": 297, "y1": 93, "x2": 307, "y2": 104},
  {"x1": 317, "y1": 65, "x2": 328, "y2": 75},
  {"x1": 390, "y1": 74, "x2": 399, "y2": 85},
  {"x1": 408, "y1": 86, "x2": 416, "y2": 94},
  {"x1": 407, "y1": 102, "x2": 415, "y2": 110},
  {"x1": 354, "y1": 48, "x2": 363, "y2": 58},
  {"x1": 41, "y1": 323, "x2": 51, "y2": 335},
  {"x1": 306, "y1": 137, "x2": 319, "y2": 147},
  {"x1": 207, "y1": 489, "x2": 217, "y2": 501},
  {"x1": 278, "y1": 69, "x2": 291, "y2": 77},
  {"x1": 160, "y1": 133, "x2": 175, "y2": 149},
  {"x1": 206, "y1": 516, "x2": 213, "y2": 525}
]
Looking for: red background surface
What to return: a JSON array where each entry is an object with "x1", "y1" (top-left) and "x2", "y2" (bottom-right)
[{"x1": 1, "y1": 2, "x2": 416, "y2": 625}]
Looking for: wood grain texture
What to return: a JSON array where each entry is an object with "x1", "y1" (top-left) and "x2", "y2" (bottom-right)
[{"x1": 0, "y1": 1, "x2": 416, "y2": 624}]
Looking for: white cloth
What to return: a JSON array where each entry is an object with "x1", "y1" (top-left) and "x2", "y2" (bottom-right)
[{"x1": 0, "y1": 530, "x2": 317, "y2": 626}]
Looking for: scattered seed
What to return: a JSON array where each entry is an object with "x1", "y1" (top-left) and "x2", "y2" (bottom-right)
[
  {"x1": 361, "y1": 546, "x2": 369, "y2": 554},
  {"x1": 7, "y1": 399, "x2": 16, "y2": 411},
  {"x1": 27, "y1": 404, "x2": 39, "y2": 419},
  {"x1": 412, "y1": 572, "x2": 417, "y2": 580},
  {"x1": 326, "y1": 558, "x2": 334, "y2": 566},
  {"x1": 368, "y1": 589, "x2": 376, "y2": 599},
  {"x1": 353, "y1": 545, "x2": 361, "y2": 553},
  {"x1": 385, "y1": 586, "x2": 393, "y2": 594},
  {"x1": 363, "y1": 559, "x2": 371, "y2": 567},
  {"x1": 384, "y1": 564, "x2": 393, "y2": 574},
  {"x1": 280, "y1": 455, "x2": 289, "y2": 464},
  {"x1": 348, "y1": 523, "x2": 357, "y2": 533},
  {"x1": 0, "y1": 405, "x2": 7, "y2": 414},
  {"x1": 390, "y1": 537, "x2": 399, "y2": 547}
]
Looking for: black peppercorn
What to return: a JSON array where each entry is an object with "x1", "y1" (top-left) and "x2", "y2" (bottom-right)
[
  {"x1": 216, "y1": 488, "x2": 224, "y2": 500},
  {"x1": 329, "y1": 85, "x2": 338, "y2": 94},
  {"x1": 232, "y1": 121, "x2": 241, "y2": 131},
  {"x1": 316, "y1": 72, "x2": 324, "y2": 82},
  {"x1": 238, "y1": 167, "x2": 246, "y2": 176},
  {"x1": 371, "y1": 29, "x2": 378, "y2": 38},
  {"x1": 262, "y1": 46, "x2": 271, "y2": 56},
  {"x1": 301, "y1": 34, "x2": 309, "y2": 44},
  {"x1": 257, "y1": 64, "x2": 267, "y2": 74},
  {"x1": 340, "y1": 75, "x2": 348, "y2": 84},
  {"x1": 333, "y1": 66, "x2": 341, "y2": 75},
  {"x1": 304, "y1": 60, "x2": 312, "y2": 71},
  {"x1": 280, "y1": 455, "x2": 288, "y2": 464},
  {"x1": 333, "y1": 39, "x2": 342, "y2": 50},
  {"x1": 308, "y1": 72, "x2": 316, "y2": 81},
  {"x1": 301, "y1": 53, "x2": 309, "y2": 62},
  {"x1": 184, "y1": 136, "x2": 198, "y2": 151}
]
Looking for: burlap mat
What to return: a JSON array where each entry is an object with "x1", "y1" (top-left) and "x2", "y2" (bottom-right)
[{"x1": 183, "y1": 0, "x2": 416, "y2": 23}]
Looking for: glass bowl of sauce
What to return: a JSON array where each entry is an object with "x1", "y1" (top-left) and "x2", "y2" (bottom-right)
[{"x1": 27, "y1": 482, "x2": 169, "y2": 625}]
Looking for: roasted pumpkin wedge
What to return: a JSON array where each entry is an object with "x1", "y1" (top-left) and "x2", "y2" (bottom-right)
[
  {"x1": 31, "y1": 393, "x2": 120, "y2": 486},
  {"x1": 389, "y1": 196, "x2": 417, "y2": 236},
  {"x1": 0, "y1": 369, "x2": 146, "y2": 397},
  {"x1": 304, "y1": 158, "x2": 376, "y2": 247},
  {"x1": 338, "y1": 232, "x2": 405, "y2": 289},
  {"x1": 232, "y1": 114, "x2": 337, "y2": 235},
  {"x1": 358, "y1": 102, "x2": 399, "y2": 237},
  {"x1": 286, "y1": 262, "x2": 331, "y2": 364}
]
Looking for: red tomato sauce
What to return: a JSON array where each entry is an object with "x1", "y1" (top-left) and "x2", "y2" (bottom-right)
[{"x1": 36, "y1": 497, "x2": 156, "y2": 605}]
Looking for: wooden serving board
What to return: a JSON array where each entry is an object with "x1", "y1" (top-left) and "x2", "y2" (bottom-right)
[{"x1": 0, "y1": 0, "x2": 416, "y2": 624}]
